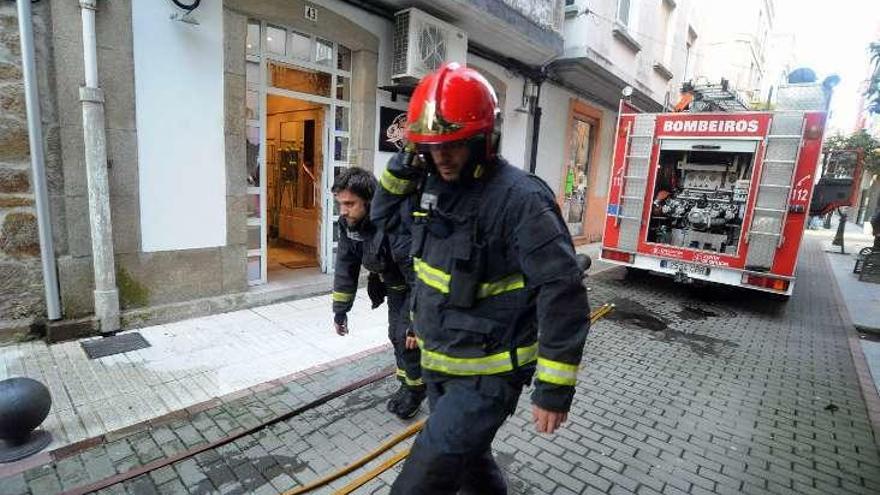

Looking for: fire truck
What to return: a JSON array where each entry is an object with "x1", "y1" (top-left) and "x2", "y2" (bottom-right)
[{"x1": 600, "y1": 82, "x2": 829, "y2": 298}]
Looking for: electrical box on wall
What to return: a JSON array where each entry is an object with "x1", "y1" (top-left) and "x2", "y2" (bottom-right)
[{"x1": 392, "y1": 8, "x2": 467, "y2": 84}]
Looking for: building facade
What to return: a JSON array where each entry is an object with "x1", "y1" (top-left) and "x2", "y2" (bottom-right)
[
  {"x1": 548, "y1": 0, "x2": 698, "y2": 242},
  {"x1": 690, "y1": 0, "x2": 775, "y2": 105},
  {"x1": 1, "y1": 0, "x2": 699, "y2": 337}
]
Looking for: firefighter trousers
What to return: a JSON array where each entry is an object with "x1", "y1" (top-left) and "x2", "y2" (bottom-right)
[
  {"x1": 390, "y1": 373, "x2": 527, "y2": 494},
  {"x1": 386, "y1": 288, "x2": 422, "y2": 389}
]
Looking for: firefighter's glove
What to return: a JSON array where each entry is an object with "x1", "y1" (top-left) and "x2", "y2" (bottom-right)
[
  {"x1": 334, "y1": 312, "x2": 348, "y2": 336},
  {"x1": 387, "y1": 148, "x2": 425, "y2": 182},
  {"x1": 367, "y1": 273, "x2": 386, "y2": 309}
]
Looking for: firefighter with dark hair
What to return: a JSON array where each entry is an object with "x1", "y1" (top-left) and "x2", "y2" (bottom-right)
[
  {"x1": 331, "y1": 167, "x2": 424, "y2": 419},
  {"x1": 371, "y1": 63, "x2": 591, "y2": 493}
]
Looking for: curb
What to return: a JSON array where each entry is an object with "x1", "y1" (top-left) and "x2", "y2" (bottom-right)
[{"x1": 0, "y1": 343, "x2": 393, "y2": 479}]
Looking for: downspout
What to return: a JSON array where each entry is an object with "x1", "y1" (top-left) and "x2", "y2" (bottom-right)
[
  {"x1": 528, "y1": 77, "x2": 544, "y2": 174},
  {"x1": 79, "y1": 0, "x2": 120, "y2": 332},
  {"x1": 16, "y1": 0, "x2": 60, "y2": 320}
]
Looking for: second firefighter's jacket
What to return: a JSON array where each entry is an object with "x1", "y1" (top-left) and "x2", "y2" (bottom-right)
[
  {"x1": 332, "y1": 218, "x2": 408, "y2": 315},
  {"x1": 372, "y1": 155, "x2": 591, "y2": 412}
]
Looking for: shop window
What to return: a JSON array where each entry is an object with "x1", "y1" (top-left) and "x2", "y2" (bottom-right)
[
  {"x1": 246, "y1": 21, "x2": 260, "y2": 56},
  {"x1": 266, "y1": 25, "x2": 287, "y2": 56},
  {"x1": 316, "y1": 38, "x2": 333, "y2": 66},
  {"x1": 562, "y1": 117, "x2": 596, "y2": 237},
  {"x1": 288, "y1": 30, "x2": 311, "y2": 61},
  {"x1": 268, "y1": 61, "x2": 331, "y2": 98},
  {"x1": 336, "y1": 76, "x2": 351, "y2": 101},
  {"x1": 337, "y1": 45, "x2": 352, "y2": 72},
  {"x1": 335, "y1": 106, "x2": 350, "y2": 132}
]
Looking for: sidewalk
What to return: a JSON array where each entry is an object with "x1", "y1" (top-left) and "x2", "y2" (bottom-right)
[
  {"x1": 813, "y1": 220, "x2": 880, "y2": 333},
  {"x1": 0, "y1": 289, "x2": 390, "y2": 453},
  {"x1": 811, "y1": 219, "x2": 880, "y2": 401}
]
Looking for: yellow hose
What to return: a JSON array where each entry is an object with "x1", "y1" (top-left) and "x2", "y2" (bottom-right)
[
  {"x1": 590, "y1": 303, "x2": 615, "y2": 323},
  {"x1": 283, "y1": 420, "x2": 425, "y2": 495},
  {"x1": 333, "y1": 447, "x2": 411, "y2": 495},
  {"x1": 286, "y1": 303, "x2": 617, "y2": 495}
]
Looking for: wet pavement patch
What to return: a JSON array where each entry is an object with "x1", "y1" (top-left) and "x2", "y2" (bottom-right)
[
  {"x1": 650, "y1": 327, "x2": 739, "y2": 358},
  {"x1": 677, "y1": 305, "x2": 719, "y2": 320},
  {"x1": 605, "y1": 298, "x2": 668, "y2": 331},
  {"x1": 606, "y1": 298, "x2": 738, "y2": 357}
]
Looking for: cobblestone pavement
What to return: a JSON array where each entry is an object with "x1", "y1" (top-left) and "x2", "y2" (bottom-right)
[{"x1": 1, "y1": 237, "x2": 878, "y2": 495}]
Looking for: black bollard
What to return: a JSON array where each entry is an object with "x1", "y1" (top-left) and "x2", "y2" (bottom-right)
[
  {"x1": 0, "y1": 377, "x2": 53, "y2": 463},
  {"x1": 831, "y1": 212, "x2": 847, "y2": 254}
]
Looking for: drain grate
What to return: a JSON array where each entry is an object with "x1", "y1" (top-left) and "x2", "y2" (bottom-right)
[{"x1": 81, "y1": 332, "x2": 150, "y2": 359}]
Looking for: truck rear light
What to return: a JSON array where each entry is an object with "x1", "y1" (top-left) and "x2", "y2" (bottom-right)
[
  {"x1": 603, "y1": 249, "x2": 634, "y2": 264},
  {"x1": 742, "y1": 274, "x2": 789, "y2": 292}
]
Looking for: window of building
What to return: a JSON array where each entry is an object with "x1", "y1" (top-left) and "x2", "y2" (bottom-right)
[
  {"x1": 684, "y1": 28, "x2": 697, "y2": 81},
  {"x1": 617, "y1": 0, "x2": 632, "y2": 26},
  {"x1": 659, "y1": 0, "x2": 676, "y2": 66}
]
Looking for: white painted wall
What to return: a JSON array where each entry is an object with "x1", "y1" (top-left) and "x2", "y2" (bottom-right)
[
  {"x1": 534, "y1": 82, "x2": 618, "y2": 202},
  {"x1": 468, "y1": 55, "x2": 531, "y2": 170},
  {"x1": 691, "y1": 0, "x2": 774, "y2": 101},
  {"x1": 534, "y1": 83, "x2": 570, "y2": 195},
  {"x1": 563, "y1": 0, "x2": 698, "y2": 106},
  {"x1": 134, "y1": 0, "x2": 226, "y2": 252}
]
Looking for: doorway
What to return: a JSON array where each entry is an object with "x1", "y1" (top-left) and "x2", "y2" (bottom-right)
[
  {"x1": 265, "y1": 95, "x2": 325, "y2": 280},
  {"x1": 245, "y1": 19, "x2": 354, "y2": 286}
]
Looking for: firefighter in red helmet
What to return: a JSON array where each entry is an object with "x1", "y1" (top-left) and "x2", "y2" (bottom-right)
[{"x1": 371, "y1": 63, "x2": 591, "y2": 493}]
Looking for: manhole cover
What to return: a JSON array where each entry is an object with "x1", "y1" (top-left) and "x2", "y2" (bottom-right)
[{"x1": 81, "y1": 332, "x2": 150, "y2": 359}]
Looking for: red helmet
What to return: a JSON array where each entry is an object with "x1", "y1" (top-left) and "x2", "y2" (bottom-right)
[{"x1": 405, "y1": 63, "x2": 498, "y2": 146}]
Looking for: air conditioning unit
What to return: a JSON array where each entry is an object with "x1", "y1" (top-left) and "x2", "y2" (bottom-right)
[{"x1": 392, "y1": 8, "x2": 467, "y2": 83}]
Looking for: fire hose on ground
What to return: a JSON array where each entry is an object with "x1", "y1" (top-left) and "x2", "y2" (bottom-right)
[{"x1": 286, "y1": 302, "x2": 616, "y2": 495}]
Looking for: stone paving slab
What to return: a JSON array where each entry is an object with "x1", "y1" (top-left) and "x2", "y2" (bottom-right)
[
  {"x1": 0, "y1": 289, "x2": 389, "y2": 452},
  {"x1": 1, "y1": 238, "x2": 879, "y2": 495},
  {"x1": 814, "y1": 228, "x2": 880, "y2": 334}
]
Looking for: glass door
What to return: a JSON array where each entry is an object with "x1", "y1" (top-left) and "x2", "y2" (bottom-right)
[
  {"x1": 244, "y1": 20, "x2": 353, "y2": 284},
  {"x1": 563, "y1": 117, "x2": 596, "y2": 237}
]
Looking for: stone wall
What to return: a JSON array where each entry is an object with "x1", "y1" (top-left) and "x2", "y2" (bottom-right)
[
  {"x1": 0, "y1": 3, "x2": 57, "y2": 326},
  {"x1": 502, "y1": 0, "x2": 565, "y2": 33}
]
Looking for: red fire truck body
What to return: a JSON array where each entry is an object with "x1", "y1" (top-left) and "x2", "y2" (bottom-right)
[{"x1": 600, "y1": 91, "x2": 827, "y2": 297}]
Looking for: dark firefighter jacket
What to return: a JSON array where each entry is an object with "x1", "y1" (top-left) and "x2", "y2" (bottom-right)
[
  {"x1": 371, "y1": 154, "x2": 591, "y2": 412},
  {"x1": 332, "y1": 218, "x2": 408, "y2": 315}
]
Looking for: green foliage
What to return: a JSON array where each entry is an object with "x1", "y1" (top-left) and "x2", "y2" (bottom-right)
[
  {"x1": 867, "y1": 41, "x2": 880, "y2": 115},
  {"x1": 823, "y1": 129, "x2": 880, "y2": 176}
]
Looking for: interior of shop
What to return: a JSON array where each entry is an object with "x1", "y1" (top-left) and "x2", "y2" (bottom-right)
[{"x1": 265, "y1": 94, "x2": 324, "y2": 280}]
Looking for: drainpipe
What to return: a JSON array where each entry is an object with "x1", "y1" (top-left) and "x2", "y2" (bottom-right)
[
  {"x1": 528, "y1": 78, "x2": 544, "y2": 174},
  {"x1": 16, "y1": 0, "x2": 61, "y2": 320},
  {"x1": 79, "y1": 0, "x2": 120, "y2": 333}
]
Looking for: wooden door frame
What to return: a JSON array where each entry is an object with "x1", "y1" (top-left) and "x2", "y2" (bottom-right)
[{"x1": 559, "y1": 98, "x2": 603, "y2": 246}]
